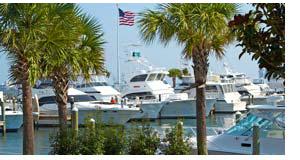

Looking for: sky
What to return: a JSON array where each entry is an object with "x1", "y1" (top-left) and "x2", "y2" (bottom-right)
[{"x1": 0, "y1": 3, "x2": 259, "y2": 84}]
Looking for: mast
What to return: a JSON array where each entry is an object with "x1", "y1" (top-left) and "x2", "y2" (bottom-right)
[{"x1": 116, "y1": 4, "x2": 120, "y2": 89}]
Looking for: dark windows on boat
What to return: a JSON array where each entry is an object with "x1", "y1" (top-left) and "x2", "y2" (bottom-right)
[
  {"x1": 70, "y1": 95, "x2": 97, "y2": 102},
  {"x1": 123, "y1": 92, "x2": 155, "y2": 100},
  {"x1": 39, "y1": 96, "x2": 56, "y2": 106},
  {"x1": 238, "y1": 90, "x2": 251, "y2": 96},
  {"x1": 76, "y1": 82, "x2": 108, "y2": 88},
  {"x1": 205, "y1": 85, "x2": 218, "y2": 93},
  {"x1": 39, "y1": 95, "x2": 97, "y2": 106},
  {"x1": 156, "y1": 73, "x2": 165, "y2": 81},
  {"x1": 147, "y1": 73, "x2": 157, "y2": 81},
  {"x1": 130, "y1": 74, "x2": 148, "y2": 82}
]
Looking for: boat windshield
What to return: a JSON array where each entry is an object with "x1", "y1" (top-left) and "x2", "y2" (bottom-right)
[
  {"x1": 147, "y1": 73, "x2": 157, "y2": 81},
  {"x1": 76, "y1": 82, "x2": 108, "y2": 88},
  {"x1": 221, "y1": 84, "x2": 237, "y2": 93},
  {"x1": 130, "y1": 74, "x2": 148, "y2": 82},
  {"x1": 205, "y1": 85, "x2": 218, "y2": 93},
  {"x1": 39, "y1": 95, "x2": 97, "y2": 106},
  {"x1": 225, "y1": 112, "x2": 285, "y2": 138},
  {"x1": 156, "y1": 73, "x2": 165, "y2": 81}
]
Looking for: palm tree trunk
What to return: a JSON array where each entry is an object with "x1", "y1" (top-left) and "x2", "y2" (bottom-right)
[
  {"x1": 52, "y1": 73, "x2": 69, "y2": 132},
  {"x1": 172, "y1": 77, "x2": 176, "y2": 88},
  {"x1": 22, "y1": 67, "x2": 34, "y2": 155},
  {"x1": 192, "y1": 49, "x2": 209, "y2": 155}
]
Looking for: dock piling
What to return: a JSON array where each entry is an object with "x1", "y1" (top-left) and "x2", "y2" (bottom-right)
[
  {"x1": 252, "y1": 124, "x2": 260, "y2": 155},
  {"x1": 235, "y1": 111, "x2": 242, "y2": 123},
  {"x1": 71, "y1": 106, "x2": 78, "y2": 135},
  {"x1": 70, "y1": 97, "x2": 75, "y2": 110},
  {"x1": 12, "y1": 97, "x2": 16, "y2": 111},
  {"x1": 0, "y1": 98, "x2": 6, "y2": 136}
]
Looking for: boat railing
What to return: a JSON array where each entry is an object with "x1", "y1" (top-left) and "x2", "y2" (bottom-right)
[{"x1": 150, "y1": 126, "x2": 225, "y2": 138}]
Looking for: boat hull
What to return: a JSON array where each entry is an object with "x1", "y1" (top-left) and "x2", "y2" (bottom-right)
[
  {"x1": 77, "y1": 109, "x2": 141, "y2": 125},
  {"x1": 206, "y1": 135, "x2": 285, "y2": 155},
  {"x1": 131, "y1": 102, "x2": 164, "y2": 119},
  {"x1": 0, "y1": 111, "x2": 23, "y2": 132},
  {"x1": 159, "y1": 99, "x2": 216, "y2": 118},
  {"x1": 214, "y1": 100, "x2": 247, "y2": 113}
]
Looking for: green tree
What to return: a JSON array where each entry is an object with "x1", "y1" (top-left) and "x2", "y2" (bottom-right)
[
  {"x1": 168, "y1": 68, "x2": 182, "y2": 88},
  {"x1": 0, "y1": 4, "x2": 53, "y2": 154},
  {"x1": 39, "y1": 4, "x2": 106, "y2": 131},
  {"x1": 182, "y1": 68, "x2": 190, "y2": 76},
  {"x1": 138, "y1": 4, "x2": 237, "y2": 154},
  {"x1": 228, "y1": 3, "x2": 285, "y2": 80}
]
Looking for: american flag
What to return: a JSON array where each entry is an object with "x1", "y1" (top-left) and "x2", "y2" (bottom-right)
[{"x1": 118, "y1": 8, "x2": 135, "y2": 26}]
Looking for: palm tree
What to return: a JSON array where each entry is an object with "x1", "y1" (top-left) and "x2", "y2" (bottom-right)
[
  {"x1": 182, "y1": 68, "x2": 190, "y2": 76},
  {"x1": 39, "y1": 4, "x2": 105, "y2": 131},
  {"x1": 138, "y1": 4, "x2": 237, "y2": 154},
  {"x1": 168, "y1": 68, "x2": 182, "y2": 88},
  {"x1": 0, "y1": 4, "x2": 52, "y2": 154}
]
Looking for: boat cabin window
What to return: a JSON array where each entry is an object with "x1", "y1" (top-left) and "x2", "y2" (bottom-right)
[
  {"x1": 39, "y1": 95, "x2": 97, "y2": 106},
  {"x1": 76, "y1": 82, "x2": 108, "y2": 88},
  {"x1": 147, "y1": 73, "x2": 157, "y2": 81},
  {"x1": 130, "y1": 74, "x2": 148, "y2": 82},
  {"x1": 123, "y1": 92, "x2": 155, "y2": 100},
  {"x1": 205, "y1": 85, "x2": 218, "y2": 93},
  {"x1": 156, "y1": 73, "x2": 165, "y2": 81},
  {"x1": 39, "y1": 96, "x2": 56, "y2": 106},
  {"x1": 221, "y1": 84, "x2": 236, "y2": 93},
  {"x1": 70, "y1": 95, "x2": 97, "y2": 102},
  {"x1": 238, "y1": 90, "x2": 250, "y2": 96}
]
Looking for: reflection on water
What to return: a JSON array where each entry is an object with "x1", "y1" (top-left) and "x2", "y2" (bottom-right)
[{"x1": 0, "y1": 113, "x2": 238, "y2": 155}]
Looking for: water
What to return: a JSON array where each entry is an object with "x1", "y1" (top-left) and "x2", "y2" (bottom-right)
[{"x1": 0, "y1": 113, "x2": 238, "y2": 155}]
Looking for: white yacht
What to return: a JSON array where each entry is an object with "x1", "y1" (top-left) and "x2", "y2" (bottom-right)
[
  {"x1": 190, "y1": 104, "x2": 285, "y2": 155},
  {"x1": 220, "y1": 63, "x2": 285, "y2": 105},
  {"x1": 120, "y1": 52, "x2": 215, "y2": 119},
  {"x1": 175, "y1": 74, "x2": 247, "y2": 113},
  {"x1": 74, "y1": 75, "x2": 121, "y2": 102},
  {"x1": 32, "y1": 88, "x2": 141, "y2": 125}
]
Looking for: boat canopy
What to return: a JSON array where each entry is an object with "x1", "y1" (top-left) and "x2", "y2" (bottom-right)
[{"x1": 225, "y1": 105, "x2": 285, "y2": 138}]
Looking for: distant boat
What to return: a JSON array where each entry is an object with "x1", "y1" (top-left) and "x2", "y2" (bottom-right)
[
  {"x1": 120, "y1": 52, "x2": 214, "y2": 118},
  {"x1": 175, "y1": 74, "x2": 247, "y2": 113},
  {"x1": 32, "y1": 87, "x2": 141, "y2": 125},
  {"x1": 220, "y1": 64, "x2": 285, "y2": 106},
  {"x1": 74, "y1": 75, "x2": 121, "y2": 103}
]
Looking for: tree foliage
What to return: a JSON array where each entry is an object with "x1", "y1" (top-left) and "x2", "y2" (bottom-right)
[
  {"x1": 182, "y1": 68, "x2": 190, "y2": 76},
  {"x1": 229, "y1": 3, "x2": 285, "y2": 80},
  {"x1": 168, "y1": 68, "x2": 182, "y2": 78}
]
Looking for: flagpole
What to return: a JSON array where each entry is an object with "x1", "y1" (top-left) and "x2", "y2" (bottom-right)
[{"x1": 116, "y1": 4, "x2": 120, "y2": 90}]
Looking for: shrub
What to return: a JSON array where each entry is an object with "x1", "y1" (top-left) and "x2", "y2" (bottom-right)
[
  {"x1": 79, "y1": 121, "x2": 105, "y2": 154},
  {"x1": 103, "y1": 125, "x2": 126, "y2": 155},
  {"x1": 127, "y1": 122, "x2": 160, "y2": 155},
  {"x1": 49, "y1": 118, "x2": 105, "y2": 155},
  {"x1": 49, "y1": 129, "x2": 81, "y2": 155},
  {"x1": 162, "y1": 121, "x2": 192, "y2": 155}
]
